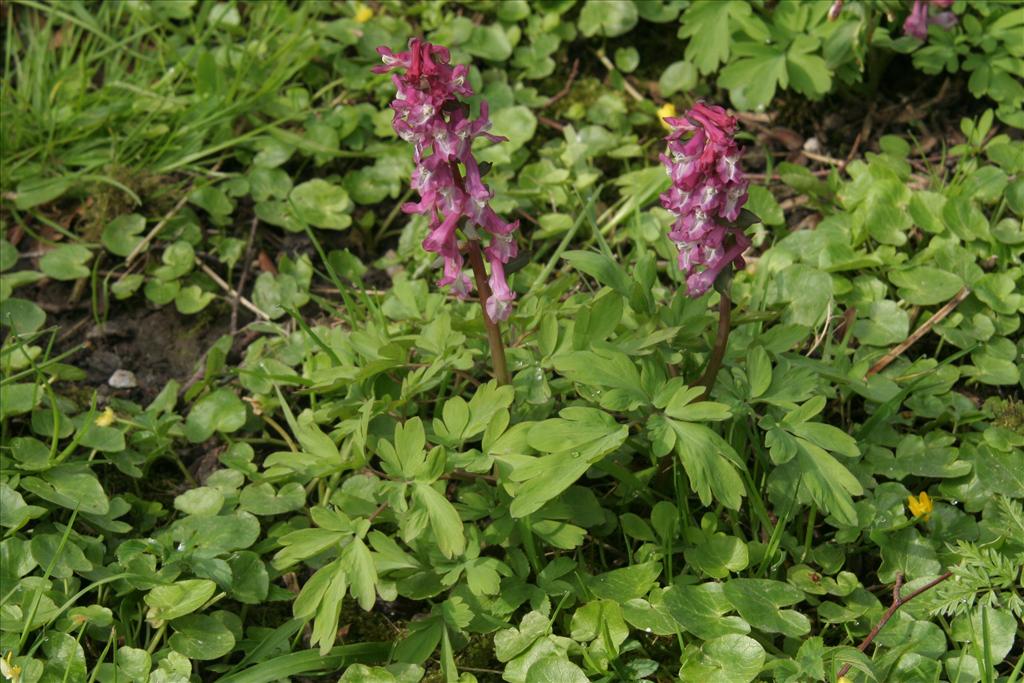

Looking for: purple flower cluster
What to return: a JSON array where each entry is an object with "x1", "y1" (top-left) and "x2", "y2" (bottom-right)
[
  {"x1": 659, "y1": 102, "x2": 750, "y2": 297},
  {"x1": 374, "y1": 39, "x2": 519, "y2": 322},
  {"x1": 903, "y1": 0, "x2": 957, "y2": 39}
]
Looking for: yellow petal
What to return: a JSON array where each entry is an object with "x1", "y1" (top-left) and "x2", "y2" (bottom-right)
[
  {"x1": 657, "y1": 102, "x2": 677, "y2": 130},
  {"x1": 355, "y1": 5, "x2": 373, "y2": 23},
  {"x1": 94, "y1": 407, "x2": 115, "y2": 428}
]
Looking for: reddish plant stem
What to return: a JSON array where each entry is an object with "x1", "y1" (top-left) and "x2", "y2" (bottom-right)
[
  {"x1": 697, "y1": 293, "x2": 731, "y2": 398},
  {"x1": 836, "y1": 571, "x2": 954, "y2": 679},
  {"x1": 466, "y1": 239, "x2": 511, "y2": 386}
]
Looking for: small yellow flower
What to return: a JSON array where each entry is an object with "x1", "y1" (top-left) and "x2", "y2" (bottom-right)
[
  {"x1": 657, "y1": 102, "x2": 677, "y2": 130},
  {"x1": 354, "y1": 4, "x2": 373, "y2": 23},
  {"x1": 907, "y1": 491, "x2": 933, "y2": 521},
  {"x1": 837, "y1": 677, "x2": 853, "y2": 683},
  {"x1": 94, "y1": 407, "x2": 116, "y2": 428},
  {"x1": 1, "y1": 651, "x2": 22, "y2": 683}
]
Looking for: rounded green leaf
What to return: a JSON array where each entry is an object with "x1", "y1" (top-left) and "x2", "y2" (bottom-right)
[
  {"x1": 578, "y1": 0, "x2": 637, "y2": 37},
  {"x1": 185, "y1": 388, "x2": 247, "y2": 443},
  {"x1": 889, "y1": 267, "x2": 964, "y2": 305},
  {"x1": 102, "y1": 214, "x2": 146, "y2": 257},
  {"x1": 659, "y1": 60, "x2": 697, "y2": 97},
  {"x1": 174, "y1": 487, "x2": 225, "y2": 517},
  {"x1": 145, "y1": 579, "x2": 217, "y2": 622},
  {"x1": 40, "y1": 244, "x2": 92, "y2": 281},
  {"x1": 290, "y1": 179, "x2": 353, "y2": 230},
  {"x1": 0, "y1": 238, "x2": 17, "y2": 271},
  {"x1": 678, "y1": 634, "x2": 766, "y2": 683},
  {"x1": 175, "y1": 284, "x2": 216, "y2": 314},
  {"x1": 525, "y1": 655, "x2": 589, "y2": 683},
  {"x1": 0, "y1": 297, "x2": 46, "y2": 334},
  {"x1": 614, "y1": 47, "x2": 640, "y2": 73},
  {"x1": 168, "y1": 614, "x2": 235, "y2": 660}
]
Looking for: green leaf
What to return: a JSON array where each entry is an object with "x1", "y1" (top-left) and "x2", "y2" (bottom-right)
[
  {"x1": 154, "y1": 241, "x2": 195, "y2": 281},
  {"x1": 614, "y1": 47, "x2": 640, "y2": 73},
  {"x1": 464, "y1": 24, "x2": 513, "y2": 61},
  {"x1": 0, "y1": 238, "x2": 17, "y2": 270},
  {"x1": 102, "y1": 214, "x2": 146, "y2": 257},
  {"x1": 525, "y1": 655, "x2": 589, "y2": 683},
  {"x1": 41, "y1": 632, "x2": 88, "y2": 682},
  {"x1": 679, "y1": 1, "x2": 753, "y2": 75},
  {"x1": 678, "y1": 634, "x2": 766, "y2": 683},
  {"x1": 169, "y1": 614, "x2": 236, "y2": 660},
  {"x1": 509, "y1": 409, "x2": 628, "y2": 517},
  {"x1": 340, "y1": 537, "x2": 378, "y2": 611},
  {"x1": 746, "y1": 185, "x2": 784, "y2": 227},
  {"x1": 659, "y1": 61, "x2": 697, "y2": 97},
  {"x1": 190, "y1": 185, "x2": 234, "y2": 217},
  {"x1": 722, "y1": 579, "x2": 810, "y2": 637},
  {"x1": 588, "y1": 561, "x2": 661, "y2": 602},
  {"x1": 145, "y1": 579, "x2": 217, "y2": 622},
  {"x1": 853, "y1": 300, "x2": 909, "y2": 347},
  {"x1": 476, "y1": 106, "x2": 537, "y2": 164},
  {"x1": 307, "y1": 560, "x2": 349, "y2": 655},
  {"x1": 0, "y1": 383, "x2": 41, "y2": 418},
  {"x1": 889, "y1": 267, "x2": 964, "y2": 305},
  {"x1": 290, "y1": 179, "x2": 353, "y2": 230},
  {"x1": 747, "y1": 347, "x2": 772, "y2": 398},
  {"x1": 766, "y1": 264, "x2": 833, "y2": 327},
  {"x1": 786, "y1": 44, "x2": 832, "y2": 98},
  {"x1": 185, "y1": 388, "x2": 247, "y2": 442},
  {"x1": 412, "y1": 483, "x2": 465, "y2": 559},
  {"x1": 40, "y1": 244, "x2": 92, "y2": 280},
  {"x1": 775, "y1": 438, "x2": 862, "y2": 526},
  {"x1": 15, "y1": 175, "x2": 72, "y2": 209},
  {"x1": 0, "y1": 484, "x2": 46, "y2": 529},
  {"x1": 175, "y1": 284, "x2": 216, "y2": 314},
  {"x1": 0, "y1": 297, "x2": 46, "y2": 334},
  {"x1": 668, "y1": 419, "x2": 744, "y2": 510},
  {"x1": 21, "y1": 465, "x2": 110, "y2": 515},
  {"x1": 718, "y1": 46, "x2": 787, "y2": 111},
  {"x1": 663, "y1": 583, "x2": 750, "y2": 640},
  {"x1": 578, "y1": 0, "x2": 637, "y2": 37},
  {"x1": 684, "y1": 533, "x2": 749, "y2": 579},
  {"x1": 228, "y1": 552, "x2": 269, "y2": 604},
  {"x1": 115, "y1": 647, "x2": 151, "y2": 680},
  {"x1": 553, "y1": 349, "x2": 647, "y2": 406},
  {"x1": 174, "y1": 487, "x2": 225, "y2": 517},
  {"x1": 239, "y1": 482, "x2": 306, "y2": 515},
  {"x1": 111, "y1": 273, "x2": 144, "y2": 300},
  {"x1": 942, "y1": 196, "x2": 990, "y2": 241}
]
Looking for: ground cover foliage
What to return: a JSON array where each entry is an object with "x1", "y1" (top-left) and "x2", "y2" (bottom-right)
[{"x1": 1, "y1": 0, "x2": 1023, "y2": 681}]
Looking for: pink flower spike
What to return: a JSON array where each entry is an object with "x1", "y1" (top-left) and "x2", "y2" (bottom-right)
[
  {"x1": 659, "y1": 102, "x2": 750, "y2": 298},
  {"x1": 903, "y1": 0, "x2": 930, "y2": 38},
  {"x1": 904, "y1": 0, "x2": 958, "y2": 39},
  {"x1": 485, "y1": 259, "x2": 515, "y2": 322},
  {"x1": 375, "y1": 38, "x2": 519, "y2": 320}
]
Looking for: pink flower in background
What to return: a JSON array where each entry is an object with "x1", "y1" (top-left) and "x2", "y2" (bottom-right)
[
  {"x1": 375, "y1": 39, "x2": 519, "y2": 321},
  {"x1": 903, "y1": 0, "x2": 958, "y2": 39},
  {"x1": 659, "y1": 102, "x2": 750, "y2": 297}
]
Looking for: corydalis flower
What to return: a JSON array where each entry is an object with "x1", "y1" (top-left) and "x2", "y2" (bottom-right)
[
  {"x1": 374, "y1": 39, "x2": 519, "y2": 322},
  {"x1": 659, "y1": 102, "x2": 750, "y2": 297},
  {"x1": 904, "y1": 0, "x2": 957, "y2": 39}
]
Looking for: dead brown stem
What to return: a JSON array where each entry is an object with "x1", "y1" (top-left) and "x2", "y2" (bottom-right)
[{"x1": 866, "y1": 287, "x2": 970, "y2": 377}]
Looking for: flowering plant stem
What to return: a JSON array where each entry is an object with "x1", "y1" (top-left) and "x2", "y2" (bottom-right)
[
  {"x1": 697, "y1": 292, "x2": 731, "y2": 398},
  {"x1": 467, "y1": 239, "x2": 511, "y2": 386}
]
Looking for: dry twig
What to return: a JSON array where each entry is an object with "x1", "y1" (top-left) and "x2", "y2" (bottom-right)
[
  {"x1": 543, "y1": 58, "x2": 579, "y2": 108},
  {"x1": 198, "y1": 261, "x2": 271, "y2": 321},
  {"x1": 866, "y1": 287, "x2": 970, "y2": 377},
  {"x1": 836, "y1": 571, "x2": 953, "y2": 679},
  {"x1": 231, "y1": 216, "x2": 260, "y2": 334}
]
